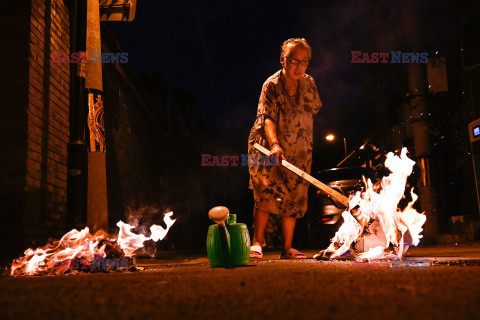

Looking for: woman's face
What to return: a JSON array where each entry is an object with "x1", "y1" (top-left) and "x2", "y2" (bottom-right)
[{"x1": 282, "y1": 47, "x2": 310, "y2": 81}]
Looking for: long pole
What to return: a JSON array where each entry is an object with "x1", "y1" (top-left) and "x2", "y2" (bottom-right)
[
  {"x1": 67, "y1": 0, "x2": 88, "y2": 230},
  {"x1": 404, "y1": 0, "x2": 438, "y2": 240},
  {"x1": 85, "y1": 0, "x2": 108, "y2": 232}
]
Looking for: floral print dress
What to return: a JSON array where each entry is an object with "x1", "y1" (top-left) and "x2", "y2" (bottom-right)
[{"x1": 248, "y1": 70, "x2": 322, "y2": 218}]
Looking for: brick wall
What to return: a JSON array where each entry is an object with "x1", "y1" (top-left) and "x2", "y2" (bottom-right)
[
  {"x1": 25, "y1": 0, "x2": 70, "y2": 246},
  {"x1": 0, "y1": 0, "x2": 70, "y2": 260},
  {"x1": 0, "y1": 2, "x2": 30, "y2": 260}
]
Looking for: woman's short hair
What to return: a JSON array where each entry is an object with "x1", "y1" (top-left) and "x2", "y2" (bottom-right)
[{"x1": 280, "y1": 38, "x2": 312, "y2": 61}]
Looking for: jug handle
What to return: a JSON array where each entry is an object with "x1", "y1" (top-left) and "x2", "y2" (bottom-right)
[{"x1": 218, "y1": 224, "x2": 231, "y2": 257}]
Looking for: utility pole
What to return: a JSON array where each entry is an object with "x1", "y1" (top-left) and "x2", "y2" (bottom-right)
[
  {"x1": 67, "y1": 0, "x2": 138, "y2": 232},
  {"x1": 404, "y1": 0, "x2": 439, "y2": 240},
  {"x1": 408, "y1": 64, "x2": 439, "y2": 239},
  {"x1": 85, "y1": 0, "x2": 108, "y2": 232}
]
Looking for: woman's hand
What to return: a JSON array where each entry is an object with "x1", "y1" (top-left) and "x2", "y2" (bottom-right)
[
  {"x1": 264, "y1": 118, "x2": 285, "y2": 162},
  {"x1": 270, "y1": 143, "x2": 284, "y2": 160}
]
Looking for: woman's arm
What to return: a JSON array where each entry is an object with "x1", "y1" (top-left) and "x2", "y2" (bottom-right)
[{"x1": 265, "y1": 118, "x2": 284, "y2": 159}]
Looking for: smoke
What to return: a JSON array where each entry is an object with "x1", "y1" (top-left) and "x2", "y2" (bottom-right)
[
  {"x1": 218, "y1": 102, "x2": 257, "y2": 129},
  {"x1": 295, "y1": 0, "x2": 412, "y2": 144},
  {"x1": 297, "y1": 1, "x2": 369, "y2": 136}
]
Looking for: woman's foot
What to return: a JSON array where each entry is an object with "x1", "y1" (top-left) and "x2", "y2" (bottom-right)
[
  {"x1": 250, "y1": 242, "x2": 263, "y2": 259},
  {"x1": 280, "y1": 248, "x2": 307, "y2": 259}
]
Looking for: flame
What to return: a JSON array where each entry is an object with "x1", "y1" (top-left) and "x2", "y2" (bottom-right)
[
  {"x1": 10, "y1": 212, "x2": 176, "y2": 276},
  {"x1": 117, "y1": 212, "x2": 175, "y2": 256},
  {"x1": 315, "y1": 148, "x2": 426, "y2": 261},
  {"x1": 356, "y1": 246, "x2": 386, "y2": 262}
]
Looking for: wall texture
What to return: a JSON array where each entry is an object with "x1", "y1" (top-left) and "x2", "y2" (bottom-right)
[
  {"x1": 0, "y1": 0, "x2": 70, "y2": 261},
  {"x1": 25, "y1": 0, "x2": 71, "y2": 246},
  {"x1": 0, "y1": 1, "x2": 30, "y2": 261}
]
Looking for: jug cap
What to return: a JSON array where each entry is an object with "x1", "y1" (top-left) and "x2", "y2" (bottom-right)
[{"x1": 227, "y1": 214, "x2": 237, "y2": 224}]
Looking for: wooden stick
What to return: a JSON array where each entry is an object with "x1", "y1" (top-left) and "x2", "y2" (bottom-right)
[{"x1": 253, "y1": 143, "x2": 349, "y2": 207}]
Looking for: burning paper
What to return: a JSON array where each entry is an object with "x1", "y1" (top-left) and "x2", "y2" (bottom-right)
[
  {"x1": 315, "y1": 148, "x2": 426, "y2": 261},
  {"x1": 10, "y1": 212, "x2": 175, "y2": 276}
]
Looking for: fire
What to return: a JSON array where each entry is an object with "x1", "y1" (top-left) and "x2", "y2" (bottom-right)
[
  {"x1": 10, "y1": 212, "x2": 175, "y2": 276},
  {"x1": 116, "y1": 212, "x2": 176, "y2": 256},
  {"x1": 315, "y1": 148, "x2": 426, "y2": 261}
]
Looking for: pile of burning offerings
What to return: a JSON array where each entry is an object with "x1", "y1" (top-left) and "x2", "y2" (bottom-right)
[
  {"x1": 9, "y1": 212, "x2": 175, "y2": 276},
  {"x1": 315, "y1": 148, "x2": 427, "y2": 262}
]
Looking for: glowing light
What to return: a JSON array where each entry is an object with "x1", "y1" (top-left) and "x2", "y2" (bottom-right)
[
  {"x1": 10, "y1": 212, "x2": 176, "y2": 276},
  {"x1": 325, "y1": 134, "x2": 335, "y2": 141},
  {"x1": 315, "y1": 148, "x2": 426, "y2": 261}
]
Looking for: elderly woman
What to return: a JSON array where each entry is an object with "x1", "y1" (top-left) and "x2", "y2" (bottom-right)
[{"x1": 248, "y1": 38, "x2": 322, "y2": 259}]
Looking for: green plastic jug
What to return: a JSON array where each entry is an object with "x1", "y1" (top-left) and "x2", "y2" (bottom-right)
[{"x1": 206, "y1": 207, "x2": 250, "y2": 267}]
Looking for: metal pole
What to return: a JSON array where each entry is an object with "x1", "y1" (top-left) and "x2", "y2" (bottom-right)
[
  {"x1": 403, "y1": 0, "x2": 439, "y2": 240},
  {"x1": 408, "y1": 65, "x2": 439, "y2": 240},
  {"x1": 336, "y1": 135, "x2": 374, "y2": 167},
  {"x1": 343, "y1": 137, "x2": 347, "y2": 158},
  {"x1": 67, "y1": 0, "x2": 88, "y2": 230}
]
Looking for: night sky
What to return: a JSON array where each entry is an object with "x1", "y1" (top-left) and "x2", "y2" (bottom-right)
[
  {"x1": 107, "y1": 1, "x2": 370, "y2": 128},
  {"x1": 107, "y1": 0, "x2": 479, "y2": 157}
]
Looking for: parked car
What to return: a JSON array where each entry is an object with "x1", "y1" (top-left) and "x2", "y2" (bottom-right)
[{"x1": 294, "y1": 167, "x2": 385, "y2": 249}]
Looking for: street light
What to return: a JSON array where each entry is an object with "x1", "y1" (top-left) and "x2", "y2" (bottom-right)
[
  {"x1": 325, "y1": 134, "x2": 347, "y2": 158},
  {"x1": 100, "y1": 0, "x2": 137, "y2": 21}
]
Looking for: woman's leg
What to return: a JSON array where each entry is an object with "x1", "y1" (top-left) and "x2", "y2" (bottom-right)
[
  {"x1": 280, "y1": 216, "x2": 306, "y2": 258},
  {"x1": 281, "y1": 216, "x2": 296, "y2": 251},
  {"x1": 253, "y1": 207, "x2": 270, "y2": 245}
]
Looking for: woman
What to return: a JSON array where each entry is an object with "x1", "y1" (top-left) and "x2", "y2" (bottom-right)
[{"x1": 248, "y1": 38, "x2": 322, "y2": 259}]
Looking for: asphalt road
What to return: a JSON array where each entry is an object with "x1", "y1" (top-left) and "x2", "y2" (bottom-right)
[{"x1": 1, "y1": 244, "x2": 480, "y2": 320}]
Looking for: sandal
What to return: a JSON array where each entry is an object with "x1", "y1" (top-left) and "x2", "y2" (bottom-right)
[
  {"x1": 250, "y1": 244, "x2": 263, "y2": 259},
  {"x1": 280, "y1": 248, "x2": 307, "y2": 259}
]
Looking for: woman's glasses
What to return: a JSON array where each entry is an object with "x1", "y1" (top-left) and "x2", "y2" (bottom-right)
[{"x1": 286, "y1": 57, "x2": 310, "y2": 66}]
